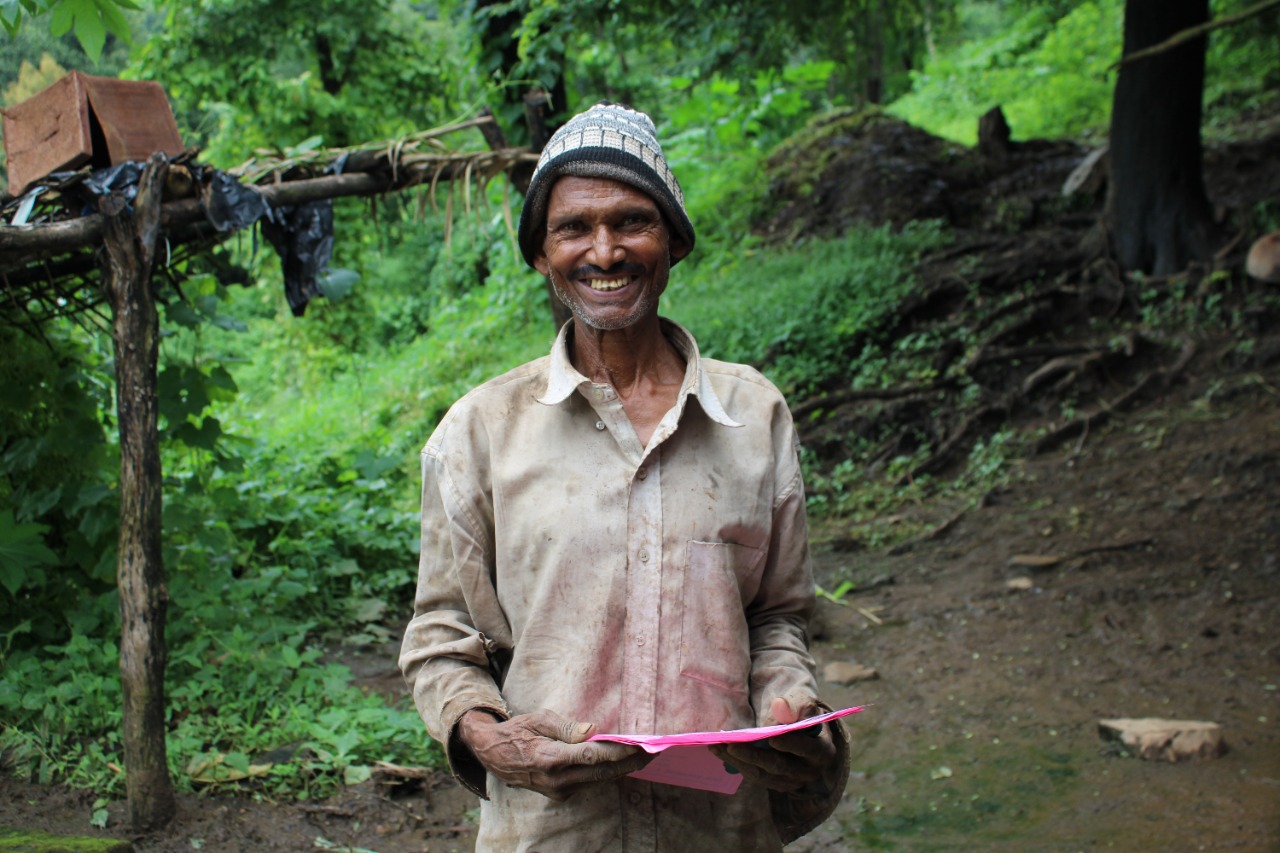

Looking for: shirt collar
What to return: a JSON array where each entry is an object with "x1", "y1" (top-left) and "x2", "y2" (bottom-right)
[{"x1": 537, "y1": 318, "x2": 743, "y2": 428}]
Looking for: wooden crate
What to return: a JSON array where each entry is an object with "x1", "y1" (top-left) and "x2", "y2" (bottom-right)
[{"x1": 2, "y1": 71, "x2": 183, "y2": 196}]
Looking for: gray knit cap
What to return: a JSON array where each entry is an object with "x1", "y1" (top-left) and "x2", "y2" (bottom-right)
[{"x1": 517, "y1": 102, "x2": 695, "y2": 268}]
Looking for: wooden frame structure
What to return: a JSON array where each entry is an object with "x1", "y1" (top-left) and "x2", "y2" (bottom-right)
[{"x1": 1, "y1": 114, "x2": 540, "y2": 830}]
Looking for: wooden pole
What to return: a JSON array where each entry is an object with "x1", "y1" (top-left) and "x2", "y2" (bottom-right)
[{"x1": 99, "y1": 151, "x2": 176, "y2": 831}]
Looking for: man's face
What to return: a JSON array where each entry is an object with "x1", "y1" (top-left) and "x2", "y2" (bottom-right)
[{"x1": 533, "y1": 176, "x2": 689, "y2": 331}]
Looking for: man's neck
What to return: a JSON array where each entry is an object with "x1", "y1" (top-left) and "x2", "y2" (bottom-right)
[
  {"x1": 570, "y1": 314, "x2": 687, "y2": 448},
  {"x1": 569, "y1": 314, "x2": 684, "y2": 398}
]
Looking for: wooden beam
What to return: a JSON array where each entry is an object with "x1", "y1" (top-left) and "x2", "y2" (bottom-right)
[{"x1": 1, "y1": 147, "x2": 538, "y2": 270}]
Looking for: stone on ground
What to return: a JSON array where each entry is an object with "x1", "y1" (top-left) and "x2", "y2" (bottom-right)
[{"x1": 1097, "y1": 718, "x2": 1226, "y2": 762}]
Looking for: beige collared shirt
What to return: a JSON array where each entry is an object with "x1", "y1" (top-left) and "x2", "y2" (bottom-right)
[{"x1": 400, "y1": 319, "x2": 845, "y2": 851}]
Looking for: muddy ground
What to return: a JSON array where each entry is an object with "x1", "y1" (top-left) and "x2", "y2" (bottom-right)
[{"x1": 3, "y1": 109, "x2": 1280, "y2": 850}]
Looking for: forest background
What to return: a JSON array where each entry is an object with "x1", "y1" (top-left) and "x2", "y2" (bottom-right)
[{"x1": 0, "y1": 0, "x2": 1277, "y2": 830}]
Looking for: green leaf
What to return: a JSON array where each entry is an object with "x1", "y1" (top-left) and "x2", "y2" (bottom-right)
[
  {"x1": 318, "y1": 268, "x2": 360, "y2": 300},
  {"x1": 0, "y1": 511, "x2": 57, "y2": 596},
  {"x1": 47, "y1": 0, "x2": 73, "y2": 35},
  {"x1": 69, "y1": 0, "x2": 107, "y2": 61},
  {"x1": 343, "y1": 764, "x2": 372, "y2": 786},
  {"x1": 96, "y1": 0, "x2": 131, "y2": 44},
  {"x1": 165, "y1": 301, "x2": 202, "y2": 329}
]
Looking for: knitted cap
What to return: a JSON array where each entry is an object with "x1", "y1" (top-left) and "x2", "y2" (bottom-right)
[{"x1": 517, "y1": 102, "x2": 695, "y2": 268}]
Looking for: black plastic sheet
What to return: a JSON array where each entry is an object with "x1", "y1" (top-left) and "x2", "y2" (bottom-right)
[
  {"x1": 261, "y1": 200, "x2": 333, "y2": 317},
  {"x1": 203, "y1": 170, "x2": 270, "y2": 232},
  {"x1": 83, "y1": 162, "x2": 144, "y2": 200},
  {"x1": 259, "y1": 155, "x2": 346, "y2": 317}
]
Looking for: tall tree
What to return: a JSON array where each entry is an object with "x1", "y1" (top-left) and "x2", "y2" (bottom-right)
[{"x1": 1105, "y1": 0, "x2": 1220, "y2": 275}]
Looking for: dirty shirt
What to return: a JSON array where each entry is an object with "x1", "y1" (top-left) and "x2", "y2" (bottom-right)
[{"x1": 400, "y1": 319, "x2": 842, "y2": 851}]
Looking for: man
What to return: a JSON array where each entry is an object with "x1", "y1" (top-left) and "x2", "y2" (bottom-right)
[{"x1": 400, "y1": 102, "x2": 850, "y2": 851}]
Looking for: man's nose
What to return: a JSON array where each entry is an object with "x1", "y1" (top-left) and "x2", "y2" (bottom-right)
[{"x1": 587, "y1": 225, "x2": 623, "y2": 265}]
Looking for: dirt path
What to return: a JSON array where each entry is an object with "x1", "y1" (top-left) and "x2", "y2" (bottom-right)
[
  {"x1": 800, "y1": 349, "x2": 1280, "y2": 851},
  {"x1": 3, "y1": 346, "x2": 1278, "y2": 851}
]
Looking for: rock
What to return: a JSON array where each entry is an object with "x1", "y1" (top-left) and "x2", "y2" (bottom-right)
[
  {"x1": 823, "y1": 661, "x2": 880, "y2": 685},
  {"x1": 1246, "y1": 230, "x2": 1280, "y2": 283},
  {"x1": 1007, "y1": 553, "x2": 1063, "y2": 570},
  {"x1": 1005, "y1": 576, "x2": 1034, "y2": 591},
  {"x1": 1097, "y1": 718, "x2": 1227, "y2": 762}
]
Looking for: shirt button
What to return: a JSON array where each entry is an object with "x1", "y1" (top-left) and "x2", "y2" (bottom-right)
[
  {"x1": 629, "y1": 791, "x2": 642, "y2": 805},
  {"x1": 636, "y1": 467, "x2": 648, "y2": 480},
  {"x1": 638, "y1": 549, "x2": 649, "y2": 562},
  {"x1": 595, "y1": 420, "x2": 605, "y2": 431},
  {"x1": 636, "y1": 635, "x2": 646, "y2": 646}
]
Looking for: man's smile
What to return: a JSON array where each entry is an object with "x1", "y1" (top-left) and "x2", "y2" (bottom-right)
[{"x1": 582, "y1": 276, "x2": 637, "y2": 292}]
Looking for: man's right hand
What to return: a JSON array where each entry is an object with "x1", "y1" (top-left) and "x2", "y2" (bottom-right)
[{"x1": 457, "y1": 708, "x2": 651, "y2": 800}]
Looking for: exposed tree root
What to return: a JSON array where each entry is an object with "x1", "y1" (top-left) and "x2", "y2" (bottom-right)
[{"x1": 1031, "y1": 332, "x2": 1196, "y2": 456}]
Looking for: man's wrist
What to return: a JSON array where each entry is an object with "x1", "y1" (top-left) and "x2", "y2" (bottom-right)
[{"x1": 458, "y1": 707, "x2": 504, "y2": 749}]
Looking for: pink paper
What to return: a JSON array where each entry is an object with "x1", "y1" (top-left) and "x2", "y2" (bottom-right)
[{"x1": 589, "y1": 706, "x2": 864, "y2": 795}]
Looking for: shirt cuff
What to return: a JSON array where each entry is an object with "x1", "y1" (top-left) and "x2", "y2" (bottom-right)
[{"x1": 445, "y1": 704, "x2": 509, "y2": 799}]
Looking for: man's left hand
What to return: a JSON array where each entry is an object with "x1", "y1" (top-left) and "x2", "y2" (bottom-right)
[{"x1": 709, "y1": 696, "x2": 839, "y2": 795}]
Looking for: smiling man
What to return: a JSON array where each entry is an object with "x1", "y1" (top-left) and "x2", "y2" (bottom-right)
[{"x1": 400, "y1": 102, "x2": 850, "y2": 852}]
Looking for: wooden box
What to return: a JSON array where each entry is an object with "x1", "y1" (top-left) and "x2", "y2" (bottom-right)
[{"x1": 2, "y1": 71, "x2": 184, "y2": 196}]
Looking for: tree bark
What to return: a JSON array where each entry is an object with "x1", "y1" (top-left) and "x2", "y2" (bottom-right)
[
  {"x1": 100, "y1": 152, "x2": 176, "y2": 831},
  {"x1": 1105, "y1": 0, "x2": 1218, "y2": 275}
]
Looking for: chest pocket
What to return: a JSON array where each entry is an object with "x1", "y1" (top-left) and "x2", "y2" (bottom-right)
[{"x1": 678, "y1": 539, "x2": 766, "y2": 694}]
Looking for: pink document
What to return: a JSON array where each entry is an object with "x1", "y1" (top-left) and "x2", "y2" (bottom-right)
[{"x1": 589, "y1": 706, "x2": 864, "y2": 795}]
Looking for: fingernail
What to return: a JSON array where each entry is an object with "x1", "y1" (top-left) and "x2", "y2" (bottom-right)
[{"x1": 578, "y1": 722, "x2": 592, "y2": 736}]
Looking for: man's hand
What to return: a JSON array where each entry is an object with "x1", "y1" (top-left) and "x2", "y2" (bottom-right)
[
  {"x1": 458, "y1": 708, "x2": 652, "y2": 800},
  {"x1": 709, "y1": 696, "x2": 840, "y2": 795}
]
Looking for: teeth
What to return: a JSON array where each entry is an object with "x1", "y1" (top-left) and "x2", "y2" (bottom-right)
[{"x1": 586, "y1": 278, "x2": 628, "y2": 292}]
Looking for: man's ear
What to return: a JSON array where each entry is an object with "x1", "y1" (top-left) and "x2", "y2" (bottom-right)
[
  {"x1": 533, "y1": 251, "x2": 550, "y2": 277},
  {"x1": 669, "y1": 234, "x2": 692, "y2": 264}
]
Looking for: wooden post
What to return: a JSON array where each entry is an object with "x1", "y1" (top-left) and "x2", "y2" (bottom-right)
[{"x1": 99, "y1": 151, "x2": 176, "y2": 831}]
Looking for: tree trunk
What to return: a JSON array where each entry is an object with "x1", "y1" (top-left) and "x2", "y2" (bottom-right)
[
  {"x1": 1105, "y1": 0, "x2": 1218, "y2": 275},
  {"x1": 100, "y1": 152, "x2": 176, "y2": 832}
]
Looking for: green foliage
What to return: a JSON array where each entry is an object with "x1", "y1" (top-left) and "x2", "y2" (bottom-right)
[
  {"x1": 132, "y1": 0, "x2": 461, "y2": 165},
  {"x1": 0, "y1": 324, "x2": 117, "y2": 644},
  {"x1": 667, "y1": 221, "x2": 951, "y2": 400},
  {"x1": 0, "y1": 579, "x2": 441, "y2": 798},
  {"x1": 1, "y1": 50, "x2": 65, "y2": 104},
  {"x1": 0, "y1": 0, "x2": 137, "y2": 61},
  {"x1": 1204, "y1": 0, "x2": 1280, "y2": 135},
  {"x1": 662, "y1": 61, "x2": 841, "y2": 257},
  {"x1": 889, "y1": 0, "x2": 1279, "y2": 144},
  {"x1": 888, "y1": 0, "x2": 1122, "y2": 144}
]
